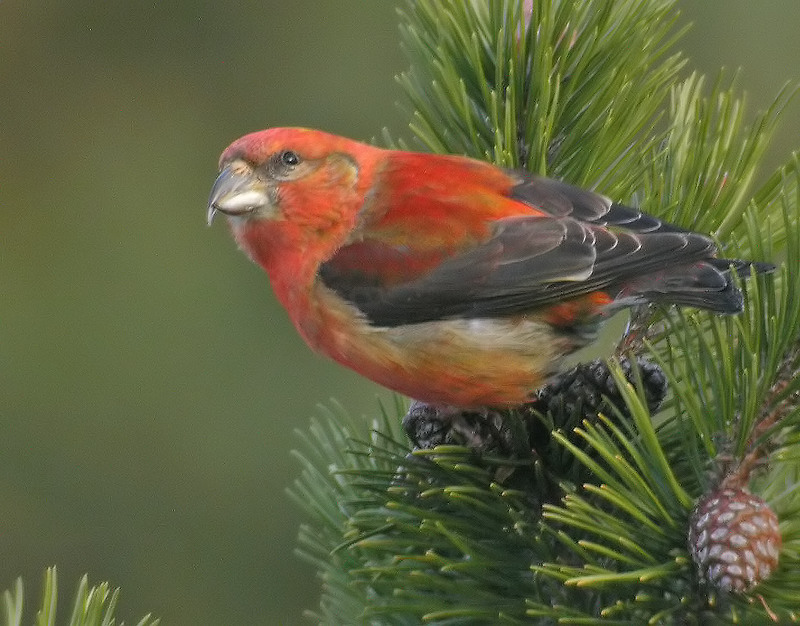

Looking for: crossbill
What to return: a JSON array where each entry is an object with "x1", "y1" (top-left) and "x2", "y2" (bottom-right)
[{"x1": 208, "y1": 128, "x2": 768, "y2": 408}]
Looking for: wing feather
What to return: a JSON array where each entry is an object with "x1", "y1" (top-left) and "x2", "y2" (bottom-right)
[
  {"x1": 319, "y1": 164, "x2": 741, "y2": 327},
  {"x1": 509, "y1": 174, "x2": 685, "y2": 233}
]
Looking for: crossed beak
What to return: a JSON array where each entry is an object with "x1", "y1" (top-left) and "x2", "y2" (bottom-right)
[{"x1": 207, "y1": 163, "x2": 269, "y2": 225}]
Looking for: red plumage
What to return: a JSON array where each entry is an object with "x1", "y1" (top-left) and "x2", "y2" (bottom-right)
[{"x1": 208, "y1": 128, "x2": 769, "y2": 407}]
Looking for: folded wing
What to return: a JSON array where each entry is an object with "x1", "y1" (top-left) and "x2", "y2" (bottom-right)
[{"x1": 319, "y1": 166, "x2": 755, "y2": 327}]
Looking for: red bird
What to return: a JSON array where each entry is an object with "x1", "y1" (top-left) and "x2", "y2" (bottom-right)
[{"x1": 208, "y1": 128, "x2": 766, "y2": 408}]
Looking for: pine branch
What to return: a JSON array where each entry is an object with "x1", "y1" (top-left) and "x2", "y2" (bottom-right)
[
  {"x1": 1, "y1": 568, "x2": 158, "y2": 626},
  {"x1": 397, "y1": 0, "x2": 686, "y2": 200},
  {"x1": 292, "y1": 0, "x2": 800, "y2": 622}
]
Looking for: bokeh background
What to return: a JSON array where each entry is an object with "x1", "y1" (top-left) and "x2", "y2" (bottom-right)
[{"x1": 2, "y1": 2, "x2": 799, "y2": 624}]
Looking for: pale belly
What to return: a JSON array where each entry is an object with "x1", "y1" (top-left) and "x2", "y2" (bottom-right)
[{"x1": 296, "y1": 286, "x2": 578, "y2": 407}]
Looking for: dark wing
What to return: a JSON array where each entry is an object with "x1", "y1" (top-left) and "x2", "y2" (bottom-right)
[
  {"x1": 319, "y1": 215, "x2": 718, "y2": 327},
  {"x1": 508, "y1": 174, "x2": 686, "y2": 233}
]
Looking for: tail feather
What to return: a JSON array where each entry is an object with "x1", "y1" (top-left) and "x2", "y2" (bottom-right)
[
  {"x1": 707, "y1": 258, "x2": 776, "y2": 277},
  {"x1": 624, "y1": 258, "x2": 774, "y2": 314}
]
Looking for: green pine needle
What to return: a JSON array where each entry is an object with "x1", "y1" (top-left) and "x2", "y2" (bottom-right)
[
  {"x1": 1, "y1": 568, "x2": 158, "y2": 626},
  {"x1": 293, "y1": 0, "x2": 800, "y2": 622}
]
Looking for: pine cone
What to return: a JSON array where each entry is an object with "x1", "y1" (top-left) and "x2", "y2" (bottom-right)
[
  {"x1": 531, "y1": 357, "x2": 668, "y2": 428},
  {"x1": 402, "y1": 401, "x2": 527, "y2": 456},
  {"x1": 527, "y1": 357, "x2": 667, "y2": 444},
  {"x1": 688, "y1": 487, "x2": 781, "y2": 592}
]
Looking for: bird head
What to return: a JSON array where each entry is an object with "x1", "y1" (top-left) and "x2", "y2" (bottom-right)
[{"x1": 207, "y1": 127, "x2": 374, "y2": 231}]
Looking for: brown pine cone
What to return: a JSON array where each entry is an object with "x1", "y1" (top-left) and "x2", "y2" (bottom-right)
[{"x1": 688, "y1": 487, "x2": 781, "y2": 592}]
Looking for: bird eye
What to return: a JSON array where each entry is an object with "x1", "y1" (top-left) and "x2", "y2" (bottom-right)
[{"x1": 280, "y1": 150, "x2": 300, "y2": 167}]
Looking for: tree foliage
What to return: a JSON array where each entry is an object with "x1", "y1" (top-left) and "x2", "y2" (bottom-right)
[
  {"x1": 292, "y1": 0, "x2": 800, "y2": 623},
  {"x1": 1, "y1": 568, "x2": 158, "y2": 626}
]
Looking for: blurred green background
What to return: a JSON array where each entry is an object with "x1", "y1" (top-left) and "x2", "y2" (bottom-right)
[{"x1": 2, "y1": 2, "x2": 799, "y2": 624}]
